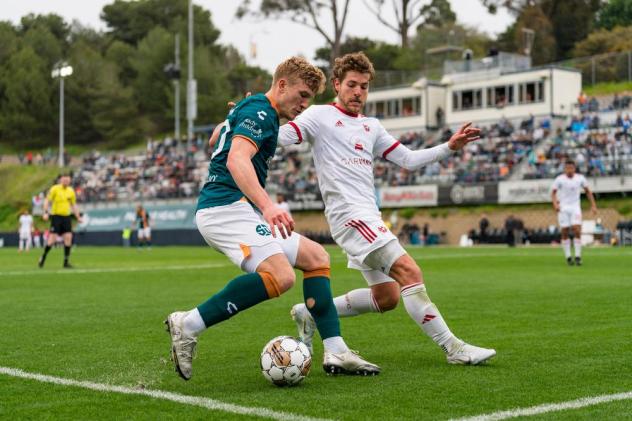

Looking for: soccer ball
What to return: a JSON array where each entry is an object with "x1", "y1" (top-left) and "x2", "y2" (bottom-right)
[{"x1": 260, "y1": 336, "x2": 311, "y2": 387}]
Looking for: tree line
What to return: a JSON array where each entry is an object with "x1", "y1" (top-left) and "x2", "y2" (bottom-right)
[{"x1": 1, "y1": 0, "x2": 631, "y2": 150}]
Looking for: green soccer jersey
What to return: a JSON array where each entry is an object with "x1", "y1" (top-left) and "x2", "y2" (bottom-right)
[{"x1": 197, "y1": 94, "x2": 280, "y2": 211}]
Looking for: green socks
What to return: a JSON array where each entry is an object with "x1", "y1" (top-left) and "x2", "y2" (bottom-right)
[
  {"x1": 303, "y1": 276, "x2": 341, "y2": 340},
  {"x1": 197, "y1": 272, "x2": 270, "y2": 327}
]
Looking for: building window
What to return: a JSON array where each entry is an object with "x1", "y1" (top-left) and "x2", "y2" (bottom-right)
[
  {"x1": 453, "y1": 89, "x2": 482, "y2": 111},
  {"x1": 387, "y1": 99, "x2": 400, "y2": 117},
  {"x1": 519, "y1": 81, "x2": 545, "y2": 104},
  {"x1": 487, "y1": 85, "x2": 514, "y2": 108},
  {"x1": 375, "y1": 101, "x2": 385, "y2": 118},
  {"x1": 402, "y1": 96, "x2": 421, "y2": 116},
  {"x1": 365, "y1": 102, "x2": 375, "y2": 116}
]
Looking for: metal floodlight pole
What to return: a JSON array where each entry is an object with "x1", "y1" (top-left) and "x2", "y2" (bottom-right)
[
  {"x1": 175, "y1": 33, "x2": 181, "y2": 143},
  {"x1": 52, "y1": 62, "x2": 73, "y2": 168},
  {"x1": 59, "y1": 76, "x2": 64, "y2": 167},
  {"x1": 186, "y1": 0, "x2": 196, "y2": 147}
]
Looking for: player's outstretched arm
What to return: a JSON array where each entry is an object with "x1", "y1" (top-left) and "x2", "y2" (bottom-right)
[
  {"x1": 585, "y1": 187, "x2": 598, "y2": 215},
  {"x1": 227, "y1": 137, "x2": 294, "y2": 239},
  {"x1": 551, "y1": 190, "x2": 560, "y2": 212},
  {"x1": 383, "y1": 122, "x2": 480, "y2": 171}
]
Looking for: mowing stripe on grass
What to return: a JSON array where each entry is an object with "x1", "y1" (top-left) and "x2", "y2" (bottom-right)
[
  {"x1": 451, "y1": 391, "x2": 632, "y2": 421},
  {"x1": 0, "y1": 263, "x2": 230, "y2": 277},
  {"x1": 0, "y1": 366, "x2": 333, "y2": 421}
]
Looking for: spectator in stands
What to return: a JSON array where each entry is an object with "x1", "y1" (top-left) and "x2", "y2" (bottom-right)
[
  {"x1": 578, "y1": 91, "x2": 587, "y2": 108},
  {"x1": 505, "y1": 215, "x2": 516, "y2": 247},
  {"x1": 479, "y1": 213, "x2": 490, "y2": 243},
  {"x1": 276, "y1": 193, "x2": 291, "y2": 217},
  {"x1": 588, "y1": 97, "x2": 599, "y2": 112},
  {"x1": 435, "y1": 107, "x2": 444, "y2": 128},
  {"x1": 613, "y1": 93, "x2": 621, "y2": 110}
]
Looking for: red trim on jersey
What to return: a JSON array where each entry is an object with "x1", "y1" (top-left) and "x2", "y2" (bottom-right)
[
  {"x1": 287, "y1": 121, "x2": 302, "y2": 144},
  {"x1": 346, "y1": 220, "x2": 375, "y2": 243},
  {"x1": 382, "y1": 141, "x2": 401, "y2": 159},
  {"x1": 330, "y1": 102, "x2": 359, "y2": 118},
  {"x1": 356, "y1": 220, "x2": 377, "y2": 238}
]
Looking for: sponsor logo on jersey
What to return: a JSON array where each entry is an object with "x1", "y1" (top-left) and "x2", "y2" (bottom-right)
[
  {"x1": 256, "y1": 224, "x2": 272, "y2": 236},
  {"x1": 341, "y1": 157, "x2": 372, "y2": 167},
  {"x1": 335, "y1": 120, "x2": 344, "y2": 127},
  {"x1": 257, "y1": 110, "x2": 267, "y2": 120},
  {"x1": 239, "y1": 118, "x2": 263, "y2": 138}
]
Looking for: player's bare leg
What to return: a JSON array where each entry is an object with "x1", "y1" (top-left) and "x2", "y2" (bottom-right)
[{"x1": 389, "y1": 253, "x2": 496, "y2": 365}]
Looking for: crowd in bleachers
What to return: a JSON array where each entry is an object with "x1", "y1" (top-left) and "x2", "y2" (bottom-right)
[
  {"x1": 56, "y1": 91, "x2": 632, "y2": 204},
  {"x1": 71, "y1": 138, "x2": 210, "y2": 203}
]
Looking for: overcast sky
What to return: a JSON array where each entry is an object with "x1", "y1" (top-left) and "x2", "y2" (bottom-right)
[{"x1": 3, "y1": 0, "x2": 514, "y2": 72}]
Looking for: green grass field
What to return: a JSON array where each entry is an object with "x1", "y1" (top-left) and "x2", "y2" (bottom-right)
[{"x1": 1, "y1": 245, "x2": 631, "y2": 420}]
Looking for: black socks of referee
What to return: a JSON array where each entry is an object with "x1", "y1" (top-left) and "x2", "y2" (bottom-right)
[
  {"x1": 41, "y1": 245, "x2": 52, "y2": 263},
  {"x1": 64, "y1": 246, "x2": 71, "y2": 265}
]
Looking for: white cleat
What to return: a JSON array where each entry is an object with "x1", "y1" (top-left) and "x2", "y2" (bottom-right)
[
  {"x1": 323, "y1": 350, "x2": 381, "y2": 376},
  {"x1": 447, "y1": 341, "x2": 496, "y2": 365},
  {"x1": 165, "y1": 311, "x2": 198, "y2": 380},
  {"x1": 291, "y1": 304, "x2": 316, "y2": 354}
]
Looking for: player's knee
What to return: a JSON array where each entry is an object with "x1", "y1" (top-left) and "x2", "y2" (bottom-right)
[
  {"x1": 375, "y1": 291, "x2": 399, "y2": 312},
  {"x1": 260, "y1": 266, "x2": 295, "y2": 297},
  {"x1": 300, "y1": 241, "x2": 330, "y2": 272}
]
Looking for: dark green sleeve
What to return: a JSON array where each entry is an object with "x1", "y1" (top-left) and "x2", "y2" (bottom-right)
[{"x1": 230, "y1": 106, "x2": 274, "y2": 150}]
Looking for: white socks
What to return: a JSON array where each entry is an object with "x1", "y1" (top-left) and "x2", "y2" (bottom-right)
[
  {"x1": 400, "y1": 283, "x2": 458, "y2": 354},
  {"x1": 183, "y1": 308, "x2": 206, "y2": 336},
  {"x1": 333, "y1": 288, "x2": 379, "y2": 316},
  {"x1": 323, "y1": 336, "x2": 349, "y2": 354},
  {"x1": 573, "y1": 239, "x2": 582, "y2": 258},
  {"x1": 562, "y1": 239, "x2": 572, "y2": 259}
]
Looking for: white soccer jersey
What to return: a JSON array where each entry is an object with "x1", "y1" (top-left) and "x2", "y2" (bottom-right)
[
  {"x1": 19, "y1": 214, "x2": 33, "y2": 236},
  {"x1": 279, "y1": 104, "x2": 402, "y2": 229},
  {"x1": 552, "y1": 173, "x2": 587, "y2": 212}
]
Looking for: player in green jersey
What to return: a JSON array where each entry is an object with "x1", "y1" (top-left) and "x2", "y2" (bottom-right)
[{"x1": 165, "y1": 57, "x2": 380, "y2": 381}]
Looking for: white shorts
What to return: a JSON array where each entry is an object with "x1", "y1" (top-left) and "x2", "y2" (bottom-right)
[
  {"x1": 558, "y1": 209, "x2": 582, "y2": 228},
  {"x1": 19, "y1": 231, "x2": 32, "y2": 241},
  {"x1": 196, "y1": 201, "x2": 301, "y2": 273},
  {"x1": 332, "y1": 216, "x2": 406, "y2": 275},
  {"x1": 138, "y1": 227, "x2": 151, "y2": 239}
]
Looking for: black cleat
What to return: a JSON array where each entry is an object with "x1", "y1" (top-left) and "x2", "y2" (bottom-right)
[
  {"x1": 63, "y1": 262, "x2": 73, "y2": 269},
  {"x1": 575, "y1": 257, "x2": 582, "y2": 266},
  {"x1": 567, "y1": 257, "x2": 574, "y2": 266},
  {"x1": 38, "y1": 257, "x2": 45, "y2": 268}
]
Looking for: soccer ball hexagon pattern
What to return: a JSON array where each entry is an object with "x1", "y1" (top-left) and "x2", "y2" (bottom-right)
[{"x1": 260, "y1": 336, "x2": 311, "y2": 386}]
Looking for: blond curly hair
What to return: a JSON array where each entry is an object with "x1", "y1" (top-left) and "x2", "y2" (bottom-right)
[{"x1": 273, "y1": 57, "x2": 326, "y2": 95}]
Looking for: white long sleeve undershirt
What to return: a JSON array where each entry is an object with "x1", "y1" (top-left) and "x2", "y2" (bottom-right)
[{"x1": 385, "y1": 142, "x2": 453, "y2": 170}]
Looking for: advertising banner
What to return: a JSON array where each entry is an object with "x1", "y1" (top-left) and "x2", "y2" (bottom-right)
[{"x1": 379, "y1": 185, "x2": 438, "y2": 208}]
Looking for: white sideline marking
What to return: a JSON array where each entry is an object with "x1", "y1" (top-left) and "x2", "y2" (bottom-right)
[
  {"x1": 451, "y1": 391, "x2": 632, "y2": 421},
  {"x1": 0, "y1": 366, "x2": 333, "y2": 421},
  {"x1": 0, "y1": 263, "x2": 230, "y2": 277}
]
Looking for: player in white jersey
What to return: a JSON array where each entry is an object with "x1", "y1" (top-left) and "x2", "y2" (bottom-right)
[
  {"x1": 18, "y1": 210, "x2": 34, "y2": 252},
  {"x1": 551, "y1": 159, "x2": 597, "y2": 266},
  {"x1": 280, "y1": 52, "x2": 496, "y2": 365}
]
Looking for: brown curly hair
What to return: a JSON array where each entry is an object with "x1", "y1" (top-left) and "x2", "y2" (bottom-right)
[
  {"x1": 331, "y1": 52, "x2": 375, "y2": 87},
  {"x1": 273, "y1": 56, "x2": 326, "y2": 94}
]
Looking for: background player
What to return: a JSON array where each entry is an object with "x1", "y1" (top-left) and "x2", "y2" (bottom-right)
[
  {"x1": 39, "y1": 174, "x2": 82, "y2": 268},
  {"x1": 551, "y1": 159, "x2": 597, "y2": 266},
  {"x1": 18, "y1": 209, "x2": 34, "y2": 252},
  {"x1": 165, "y1": 57, "x2": 379, "y2": 381},
  {"x1": 280, "y1": 52, "x2": 496, "y2": 365},
  {"x1": 135, "y1": 205, "x2": 152, "y2": 248}
]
